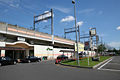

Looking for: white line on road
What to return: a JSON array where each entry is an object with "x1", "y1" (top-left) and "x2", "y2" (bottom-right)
[
  {"x1": 98, "y1": 58, "x2": 113, "y2": 70},
  {"x1": 99, "y1": 69, "x2": 120, "y2": 72}
]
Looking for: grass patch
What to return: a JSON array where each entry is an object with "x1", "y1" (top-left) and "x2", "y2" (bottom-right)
[{"x1": 62, "y1": 56, "x2": 111, "y2": 67}]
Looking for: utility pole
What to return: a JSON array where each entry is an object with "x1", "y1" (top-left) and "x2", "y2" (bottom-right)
[
  {"x1": 96, "y1": 35, "x2": 99, "y2": 56},
  {"x1": 101, "y1": 37, "x2": 103, "y2": 55},
  {"x1": 33, "y1": 9, "x2": 54, "y2": 59},
  {"x1": 33, "y1": 15, "x2": 35, "y2": 30},
  {"x1": 51, "y1": 9, "x2": 54, "y2": 59},
  {"x1": 78, "y1": 25, "x2": 80, "y2": 42},
  {"x1": 64, "y1": 29, "x2": 66, "y2": 38},
  {"x1": 82, "y1": 31, "x2": 85, "y2": 43},
  {"x1": 5, "y1": 23, "x2": 8, "y2": 47},
  {"x1": 64, "y1": 26, "x2": 79, "y2": 39},
  {"x1": 51, "y1": 9, "x2": 54, "y2": 45}
]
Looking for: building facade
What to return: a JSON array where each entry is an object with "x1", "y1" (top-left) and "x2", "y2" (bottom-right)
[{"x1": 0, "y1": 22, "x2": 78, "y2": 59}]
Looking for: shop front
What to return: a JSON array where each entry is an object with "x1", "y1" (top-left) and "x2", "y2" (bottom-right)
[{"x1": 0, "y1": 41, "x2": 34, "y2": 59}]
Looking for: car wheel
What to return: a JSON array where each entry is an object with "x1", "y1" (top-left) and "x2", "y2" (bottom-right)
[
  {"x1": 0, "y1": 63, "x2": 2, "y2": 66},
  {"x1": 28, "y1": 60, "x2": 31, "y2": 63},
  {"x1": 13, "y1": 61, "x2": 17, "y2": 65}
]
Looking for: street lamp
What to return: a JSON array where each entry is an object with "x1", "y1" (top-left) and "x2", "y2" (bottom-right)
[
  {"x1": 72, "y1": 0, "x2": 75, "y2": 4},
  {"x1": 72, "y1": 0, "x2": 79, "y2": 65}
]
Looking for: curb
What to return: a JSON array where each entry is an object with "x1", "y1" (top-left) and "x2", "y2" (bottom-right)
[
  {"x1": 59, "y1": 57, "x2": 113, "y2": 69},
  {"x1": 92, "y1": 57, "x2": 113, "y2": 69},
  {"x1": 59, "y1": 63, "x2": 92, "y2": 69},
  {"x1": 41, "y1": 59, "x2": 55, "y2": 62}
]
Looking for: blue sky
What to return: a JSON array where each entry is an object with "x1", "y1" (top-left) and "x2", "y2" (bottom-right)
[{"x1": 0, "y1": 0, "x2": 120, "y2": 49}]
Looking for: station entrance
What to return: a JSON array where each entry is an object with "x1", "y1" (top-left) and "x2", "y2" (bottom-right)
[
  {"x1": 0, "y1": 42, "x2": 34, "y2": 59},
  {"x1": 5, "y1": 50, "x2": 25, "y2": 59}
]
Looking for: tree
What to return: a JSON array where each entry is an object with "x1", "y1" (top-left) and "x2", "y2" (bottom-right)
[
  {"x1": 98, "y1": 44, "x2": 106, "y2": 54},
  {"x1": 113, "y1": 48, "x2": 117, "y2": 53},
  {"x1": 118, "y1": 49, "x2": 120, "y2": 55}
]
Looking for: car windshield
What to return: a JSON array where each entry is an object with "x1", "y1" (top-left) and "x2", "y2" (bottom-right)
[
  {"x1": 30, "y1": 56, "x2": 36, "y2": 58},
  {"x1": 57, "y1": 55, "x2": 67, "y2": 58},
  {"x1": 5, "y1": 57, "x2": 11, "y2": 60},
  {"x1": 26, "y1": 56, "x2": 37, "y2": 58},
  {"x1": 0, "y1": 57, "x2": 6, "y2": 60}
]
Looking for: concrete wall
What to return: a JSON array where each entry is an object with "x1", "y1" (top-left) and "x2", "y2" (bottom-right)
[
  {"x1": 34, "y1": 45, "x2": 53, "y2": 58},
  {"x1": 0, "y1": 42, "x2": 5, "y2": 56},
  {"x1": 34, "y1": 45, "x2": 74, "y2": 59}
]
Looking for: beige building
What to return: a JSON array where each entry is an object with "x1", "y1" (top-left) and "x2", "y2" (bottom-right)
[{"x1": 0, "y1": 22, "x2": 83, "y2": 59}]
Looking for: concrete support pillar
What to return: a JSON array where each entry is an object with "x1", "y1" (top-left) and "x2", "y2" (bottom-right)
[
  {"x1": 1, "y1": 50, "x2": 5, "y2": 57},
  {"x1": 0, "y1": 42, "x2": 5, "y2": 57},
  {"x1": 26, "y1": 49, "x2": 29, "y2": 57},
  {"x1": 16, "y1": 51, "x2": 20, "y2": 59}
]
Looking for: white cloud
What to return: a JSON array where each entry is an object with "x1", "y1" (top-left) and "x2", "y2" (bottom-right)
[
  {"x1": 9, "y1": 3, "x2": 19, "y2": 8},
  {"x1": 0, "y1": 0, "x2": 20, "y2": 8},
  {"x1": 79, "y1": 8, "x2": 95, "y2": 14},
  {"x1": 0, "y1": 0, "x2": 13, "y2": 3},
  {"x1": 108, "y1": 42, "x2": 120, "y2": 49},
  {"x1": 77, "y1": 21, "x2": 83, "y2": 26},
  {"x1": 61, "y1": 16, "x2": 75, "y2": 22},
  {"x1": 116, "y1": 26, "x2": 120, "y2": 30},
  {"x1": 51, "y1": 6, "x2": 71, "y2": 13}
]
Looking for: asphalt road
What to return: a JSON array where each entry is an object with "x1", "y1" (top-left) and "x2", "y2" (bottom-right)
[
  {"x1": 100, "y1": 56, "x2": 120, "y2": 70},
  {"x1": 0, "y1": 59, "x2": 120, "y2": 80}
]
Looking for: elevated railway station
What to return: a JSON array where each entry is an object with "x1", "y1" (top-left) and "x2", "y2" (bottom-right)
[{"x1": 0, "y1": 22, "x2": 79, "y2": 59}]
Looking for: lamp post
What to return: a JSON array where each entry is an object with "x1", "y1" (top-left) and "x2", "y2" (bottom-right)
[{"x1": 72, "y1": 0, "x2": 79, "y2": 65}]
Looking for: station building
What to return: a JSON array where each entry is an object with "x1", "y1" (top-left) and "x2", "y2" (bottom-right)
[{"x1": 0, "y1": 22, "x2": 81, "y2": 59}]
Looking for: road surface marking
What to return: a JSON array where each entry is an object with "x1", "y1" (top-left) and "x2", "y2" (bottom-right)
[
  {"x1": 98, "y1": 58, "x2": 113, "y2": 70},
  {"x1": 99, "y1": 69, "x2": 120, "y2": 72}
]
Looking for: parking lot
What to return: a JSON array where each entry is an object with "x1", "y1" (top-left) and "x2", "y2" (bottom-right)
[
  {"x1": 98, "y1": 56, "x2": 120, "y2": 71},
  {"x1": 0, "y1": 58, "x2": 120, "y2": 80}
]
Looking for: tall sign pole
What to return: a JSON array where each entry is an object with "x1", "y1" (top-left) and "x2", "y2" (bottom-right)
[
  {"x1": 72, "y1": 0, "x2": 79, "y2": 65},
  {"x1": 89, "y1": 27, "x2": 97, "y2": 56}
]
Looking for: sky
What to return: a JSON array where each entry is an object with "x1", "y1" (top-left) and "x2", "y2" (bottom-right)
[{"x1": 0, "y1": 0, "x2": 120, "y2": 49}]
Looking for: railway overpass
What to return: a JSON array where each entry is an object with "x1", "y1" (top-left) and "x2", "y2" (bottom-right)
[{"x1": 0, "y1": 22, "x2": 83, "y2": 59}]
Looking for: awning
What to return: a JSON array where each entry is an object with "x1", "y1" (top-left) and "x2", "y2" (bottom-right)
[
  {"x1": 0, "y1": 47, "x2": 25, "y2": 50},
  {"x1": 60, "y1": 50, "x2": 76, "y2": 53},
  {"x1": 6, "y1": 41, "x2": 34, "y2": 49}
]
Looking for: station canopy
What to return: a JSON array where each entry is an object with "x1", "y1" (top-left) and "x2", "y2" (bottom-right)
[
  {"x1": 60, "y1": 50, "x2": 76, "y2": 53},
  {"x1": 0, "y1": 47, "x2": 25, "y2": 50}
]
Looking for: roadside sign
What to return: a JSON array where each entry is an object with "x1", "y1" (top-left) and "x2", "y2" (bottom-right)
[{"x1": 75, "y1": 43, "x2": 84, "y2": 53}]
